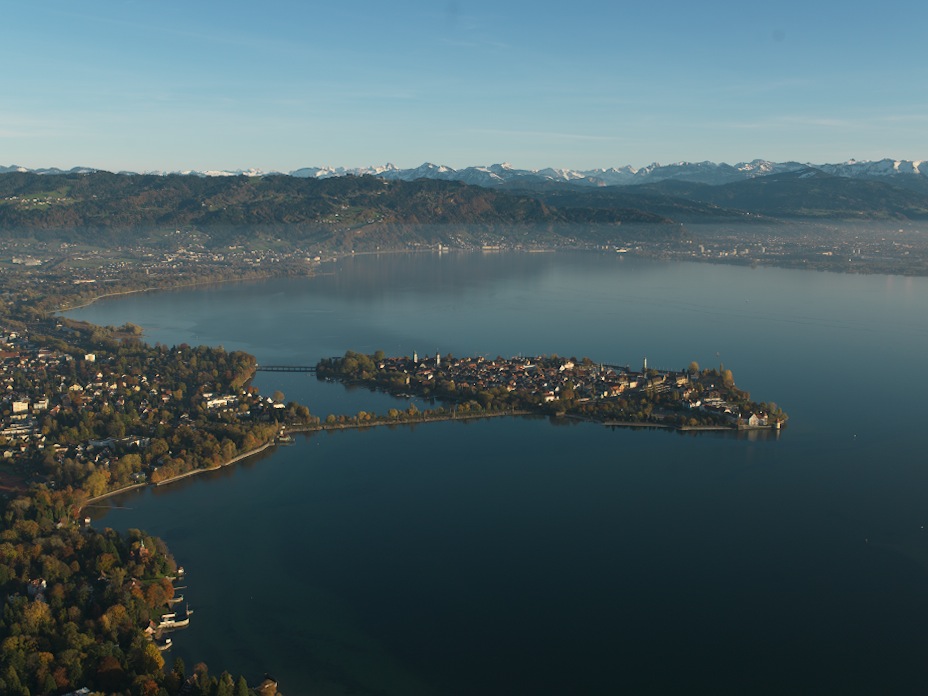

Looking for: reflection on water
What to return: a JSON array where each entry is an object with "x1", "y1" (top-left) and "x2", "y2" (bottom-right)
[{"x1": 70, "y1": 252, "x2": 928, "y2": 695}]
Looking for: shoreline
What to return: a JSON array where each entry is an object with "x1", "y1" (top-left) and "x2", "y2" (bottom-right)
[
  {"x1": 80, "y1": 441, "x2": 278, "y2": 514},
  {"x1": 81, "y1": 413, "x2": 527, "y2": 512},
  {"x1": 284, "y1": 409, "x2": 779, "y2": 435},
  {"x1": 154, "y1": 440, "x2": 277, "y2": 487},
  {"x1": 49, "y1": 247, "x2": 928, "y2": 330},
  {"x1": 83, "y1": 409, "x2": 779, "y2": 513},
  {"x1": 601, "y1": 420, "x2": 673, "y2": 429},
  {"x1": 602, "y1": 418, "x2": 780, "y2": 430},
  {"x1": 58, "y1": 286, "x2": 161, "y2": 313},
  {"x1": 283, "y1": 409, "x2": 534, "y2": 434},
  {"x1": 56, "y1": 272, "x2": 281, "y2": 314},
  {"x1": 78, "y1": 413, "x2": 525, "y2": 515},
  {"x1": 81, "y1": 482, "x2": 149, "y2": 509},
  {"x1": 63, "y1": 254, "x2": 783, "y2": 521}
]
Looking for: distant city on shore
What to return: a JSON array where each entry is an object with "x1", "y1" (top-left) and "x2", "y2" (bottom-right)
[{"x1": 2, "y1": 159, "x2": 927, "y2": 279}]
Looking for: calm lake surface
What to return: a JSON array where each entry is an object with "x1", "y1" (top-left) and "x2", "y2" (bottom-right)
[{"x1": 69, "y1": 252, "x2": 928, "y2": 695}]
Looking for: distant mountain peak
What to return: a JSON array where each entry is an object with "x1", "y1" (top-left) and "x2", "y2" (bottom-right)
[{"x1": 3, "y1": 158, "x2": 926, "y2": 187}]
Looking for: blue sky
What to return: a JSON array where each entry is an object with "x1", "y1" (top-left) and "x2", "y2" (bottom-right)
[{"x1": 2, "y1": 1, "x2": 925, "y2": 172}]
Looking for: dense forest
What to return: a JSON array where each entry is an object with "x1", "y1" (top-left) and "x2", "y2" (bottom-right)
[{"x1": 0, "y1": 491, "x2": 255, "y2": 695}]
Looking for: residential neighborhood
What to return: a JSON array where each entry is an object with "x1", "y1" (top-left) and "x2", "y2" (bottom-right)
[
  {"x1": 0, "y1": 323, "x2": 306, "y2": 496},
  {"x1": 318, "y1": 351, "x2": 787, "y2": 430}
]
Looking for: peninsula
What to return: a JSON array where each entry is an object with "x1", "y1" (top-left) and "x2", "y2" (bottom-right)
[
  {"x1": 0, "y1": 257, "x2": 783, "y2": 696},
  {"x1": 317, "y1": 351, "x2": 787, "y2": 430}
]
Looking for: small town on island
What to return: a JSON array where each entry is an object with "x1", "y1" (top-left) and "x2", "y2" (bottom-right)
[{"x1": 316, "y1": 350, "x2": 787, "y2": 431}]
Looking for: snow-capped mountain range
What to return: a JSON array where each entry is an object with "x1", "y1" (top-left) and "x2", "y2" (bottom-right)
[{"x1": 1, "y1": 159, "x2": 925, "y2": 188}]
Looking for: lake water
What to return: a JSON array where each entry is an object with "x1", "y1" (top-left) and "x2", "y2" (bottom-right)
[{"x1": 69, "y1": 251, "x2": 928, "y2": 695}]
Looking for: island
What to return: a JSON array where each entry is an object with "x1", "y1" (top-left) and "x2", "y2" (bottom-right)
[{"x1": 316, "y1": 351, "x2": 787, "y2": 431}]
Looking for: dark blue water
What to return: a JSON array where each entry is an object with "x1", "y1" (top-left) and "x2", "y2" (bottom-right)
[{"x1": 69, "y1": 252, "x2": 928, "y2": 695}]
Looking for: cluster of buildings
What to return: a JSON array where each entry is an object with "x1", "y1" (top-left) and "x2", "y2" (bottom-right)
[
  {"x1": 386, "y1": 353, "x2": 686, "y2": 404},
  {"x1": 644, "y1": 225, "x2": 928, "y2": 276},
  {"x1": 0, "y1": 330, "x2": 64, "y2": 459},
  {"x1": 0, "y1": 322, "x2": 302, "y2": 489},
  {"x1": 375, "y1": 352, "x2": 777, "y2": 427},
  {"x1": 0, "y1": 333, "x2": 166, "y2": 485}
]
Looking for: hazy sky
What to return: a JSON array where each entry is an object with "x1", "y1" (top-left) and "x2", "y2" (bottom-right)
[{"x1": 3, "y1": 1, "x2": 925, "y2": 172}]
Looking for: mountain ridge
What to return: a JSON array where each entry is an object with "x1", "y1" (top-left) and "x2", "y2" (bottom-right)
[
  {"x1": 2, "y1": 158, "x2": 925, "y2": 188},
  {"x1": 2, "y1": 162, "x2": 927, "y2": 242}
]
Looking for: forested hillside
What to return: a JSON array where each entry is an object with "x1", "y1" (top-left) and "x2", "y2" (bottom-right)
[{"x1": 0, "y1": 172, "x2": 670, "y2": 242}]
